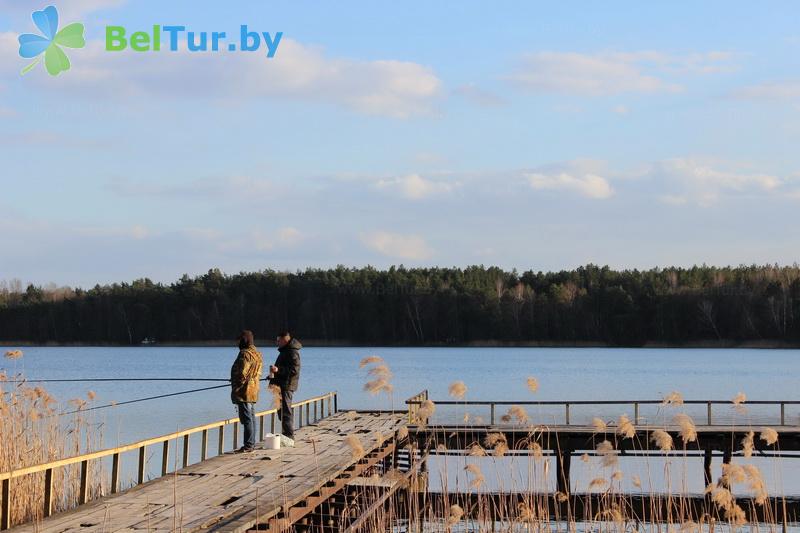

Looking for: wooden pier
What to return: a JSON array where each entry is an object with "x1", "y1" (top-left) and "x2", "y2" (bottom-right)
[{"x1": 4, "y1": 391, "x2": 800, "y2": 531}]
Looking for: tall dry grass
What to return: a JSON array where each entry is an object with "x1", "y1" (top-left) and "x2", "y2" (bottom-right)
[
  {"x1": 1, "y1": 350, "x2": 104, "y2": 526},
  {"x1": 346, "y1": 363, "x2": 793, "y2": 533}
]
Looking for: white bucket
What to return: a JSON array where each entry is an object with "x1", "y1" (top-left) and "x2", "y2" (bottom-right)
[{"x1": 263, "y1": 433, "x2": 281, "y2": 450}]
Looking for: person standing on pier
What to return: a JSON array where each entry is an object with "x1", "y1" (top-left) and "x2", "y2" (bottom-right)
[
  {"x1": 230, "y1": 330, "x2": 263, "y2": 453},
  {"x1": 269, "y1": 330, "x2": 302, "y2": 446}
]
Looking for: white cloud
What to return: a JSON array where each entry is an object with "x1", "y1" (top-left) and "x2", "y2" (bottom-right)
[
  {"x1": 731, "y1": 81, "x2": 800, "y2": 101},
  {"x1": 648, "y1": 158, "x2": 782, "y2": 206},
  {"x1": 526, "y1": 171, "x2": 613, "y2": 199},
  {"x1": 508, "y1": 50, "x2": 732, "y2": 95},
  {"x1": 2, "y1": 35, "x2": 442, "y2": 118},
  {"x1": 374, "y1": 174, "x2": 459, "y2": 200},
  {"x1": 109, "y1": 176, "x2": 276, "y2": 201},
  {"x1": 362, "y1": 231, "x2": 432, "y2": 260},
  {"x1": 612, "y1": 104, "x2": 630, "y2": 115}
]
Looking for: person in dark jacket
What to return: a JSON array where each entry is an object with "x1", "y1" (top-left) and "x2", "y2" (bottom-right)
[
  {"x1": 230, "y1": 330, "x2": 263, "y2": 453},
  {"x1": 269, "y1": 330, "x2": 301, "y2": 444}
]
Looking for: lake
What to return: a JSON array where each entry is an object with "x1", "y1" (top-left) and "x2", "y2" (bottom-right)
[
  {"x1": 5, "y1": 345, "x2": 800, "y2": 446},
  {"x1": 4, "y1": 346, "x2": 800, "y2": 494}
]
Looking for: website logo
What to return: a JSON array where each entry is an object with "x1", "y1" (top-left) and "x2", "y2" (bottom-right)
[{"x1": 18, "y1": 5, "x2": 86, "y2": 76}]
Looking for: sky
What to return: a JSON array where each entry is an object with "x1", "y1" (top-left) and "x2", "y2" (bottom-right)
[{"x1": 1, "y1": 1, "x2": 799, "y2": 287}]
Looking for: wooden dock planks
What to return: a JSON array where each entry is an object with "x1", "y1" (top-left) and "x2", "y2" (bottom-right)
[{"x1": 8, "y1": 412, "x2": 406, "y2": 533}]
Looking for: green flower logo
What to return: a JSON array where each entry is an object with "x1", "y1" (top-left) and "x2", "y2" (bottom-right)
[{"x1": 18, "y1": 5, "x2": 85, "y2": 76}]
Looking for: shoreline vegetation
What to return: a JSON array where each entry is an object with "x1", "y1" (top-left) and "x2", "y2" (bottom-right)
[
  {"x1": 1, "y1": 264, "x2": 799, "y2": 346},
  {"x1": 2, "y1": 339, "x2": 800, "y2": 348}
]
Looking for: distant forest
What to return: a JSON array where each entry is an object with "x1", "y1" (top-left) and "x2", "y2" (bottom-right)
[{"x1": 1, "y1": 265, "x2": 799, "y2": 346}]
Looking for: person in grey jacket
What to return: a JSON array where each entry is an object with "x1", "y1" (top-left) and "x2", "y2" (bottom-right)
[{"x1": 269, "y1": 330, "x2": 301, "y2": 443}]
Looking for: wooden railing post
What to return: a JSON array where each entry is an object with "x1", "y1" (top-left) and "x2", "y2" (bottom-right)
[
  {"x1": 1, "y1": 478, "x2": 9, "y2": 530},
  {"x1": 328, "y1": 396, "x2": 333, "y2": 416},
  {"x1": 111, "y1": 452, "x2": 121, "y2": 493},
  {"x1": 137, "y1": 446, "x2": 146, "y2": 485},
  {"x1": 233, "y1": 422, "x2": 239, "y2": 450},
  {"x1": 334, "y1": 393, "x2": 338, "y2": 413},
  {"x1": 79, "y1": 459, "x2": 89, "y2": 505},
  {"x1": 634, "y1": 402, "x2": 640, "y2": 425},
  {"x1": 218, "y1": 425, "x2": 225, "y2": 455},
  {"x1": 259, "y1": 416, "x2": 265, "y2": 441},
  {"x1": 201, "y1": 430, "x2": 208, "y2": 461},
  {"x1": 781, "y1": 403, "x2": 786, "y2": 426},
  {"x1": 490, "y1": 403, "x2": 495, "y2": 425},
  {"x1": 43, "y1": 467, "x2": 54, "y2": 517},
  {"x1": 306, "y1": 403, "x2": 311, "y2": 426},
  {"x1": 565, "y1": 403, "x2": 571, "y2": 425},
  {"x1": 314, "y1": 400, "x2": 318, "y2": 422},
  {"x1": 182, "y1": 435, "x2": 190, "y2": 468},
  {"x1": 270, "y1": 413, "x2": 276, "y2": 434},
  {"x1": 161, "y1": 441, "x2": 169, "y2": 476},
  {"x1": 707, "y1": 402, "x2": 713, "y2": 425}
]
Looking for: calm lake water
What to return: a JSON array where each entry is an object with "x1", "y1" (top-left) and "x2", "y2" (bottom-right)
[
  {"x1": 5, "y1": 346, "x2": 800, "y2": 445},
  {"x1": 4, "y1": 346, "x2": 800, "y2": 493}
]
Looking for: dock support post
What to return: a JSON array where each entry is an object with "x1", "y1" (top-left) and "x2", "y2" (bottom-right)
[
  {"x1": 79, "y1": 459, "x2": 89, "y2": 505},
  {"x1": 43, "y1": 467, "x2": 54, "y2": 517},
  {"x1": 1, "y1": 478, "x2": 9, "y2": 530},
  {"x1": 162, "y1": 441, "x2": 170, "y2": 476},
  {"x1": 557, "y1": 449, "x2": 572, "y2": 495},
  {"x1": 720, "y1": 444, "x2": 733, "y2": 489},
  {"x1": 111, "y1": 452, "x2": 121, "y2": 493},
  {"x1": 182, "y1": 435, "x2": 190, "y2": 468},
  {"x1": 703, "y1": 446, "x2": 713, "y2": 487},
  {"x1": 138, "y1": 446, "x2": 147, "y2": 484}
]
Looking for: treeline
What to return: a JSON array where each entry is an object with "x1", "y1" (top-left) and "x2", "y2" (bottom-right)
[{"x1": 1, "y1": 264, "x2": 799, "y2": 346}]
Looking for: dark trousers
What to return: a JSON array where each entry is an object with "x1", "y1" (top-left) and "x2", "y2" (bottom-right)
[
  {"x1": 277, "y1": 388, "x2": 294, "y2": 438},
  {"x1": 236, "y1": 402, "x2": 256, "y2": 448}
]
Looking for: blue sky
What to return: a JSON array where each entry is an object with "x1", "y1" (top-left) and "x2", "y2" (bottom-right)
[{"x1": 1, "y1": 1, "x2": 799, "y2": 287}]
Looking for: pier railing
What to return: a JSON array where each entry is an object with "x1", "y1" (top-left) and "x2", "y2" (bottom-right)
[
  {"x1": 0, "y1": 391, "x2": 337, "y2": 530},
  {"x1": 406, "y1": 393, "x2": 800, "y2": 426}
]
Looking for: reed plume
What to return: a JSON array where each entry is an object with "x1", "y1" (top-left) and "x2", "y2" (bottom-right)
[
  {"x1": 650, "y1": 429, "x2": 673, "y2": 451},
  {"x1": 346, "y1": 434, "x2": 364, "y2": 459},
  {"x1": 661, "y1": 391, "x2": 684, "y2": 406},
  {"x1": 4, "y1": 350, "x2": 22, "y2": 359},
  {"x1": 364, "y1": 378, "x2": 393, "y2": 395},
  {"x1": 464, "y1": 463, "x2": 485, "y2": 487},
  {"x1": 417, "y1": 399, "x2": 436, "y2": 422},
  {"x1": 760, "y1": 427, "x2": 778, "y2": 445},
  {"x1": 741, "y1": 431, "x2": 754, "y2": 458},
  {"x1": 358, "y1": 355, "x2": 383, "y2": 368},
  {"x1": 268, "y1": 384, "x2": 282, "y2": 409},
  {"x1": 616, "y1": 414, "x2": 635, "y2": 439},
  {"x1": 526, "y1": 376, "x2": 539, "y2": 392},
  {"x1": 592, "y1": 418, "x2": 607, "y2": 433},
  {"x1": 448, "y1": 381, "x2": 467, "y2": 399},
  {"x1": 589, "y1": 477, "x2": 608, "y2": 491},
  {"x1": 732, "y1": 392, "x2": 746, "y2": 405},
  {"x1": 596, "y1": 440, "x2": 618, "y2": 468},
  {"x1": 484, "y1": 432, "x2": 508, "y2": 456},
  {"x1": 446, "y1": 504, "x2": 464, "y2": 525},
  {"x1": 672, "y1": 413, "x2": 697, "y2": 445}
]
